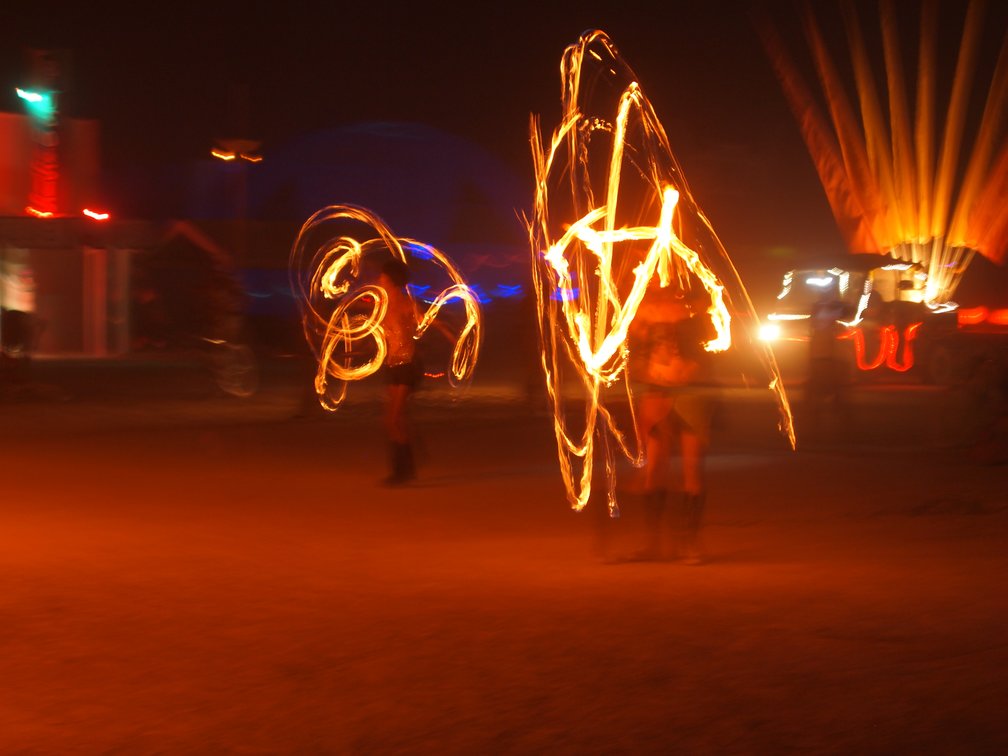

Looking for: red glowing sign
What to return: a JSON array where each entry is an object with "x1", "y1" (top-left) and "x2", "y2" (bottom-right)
[{"x1": 841, "y1": 323, "x2": 922, "y2": 372}]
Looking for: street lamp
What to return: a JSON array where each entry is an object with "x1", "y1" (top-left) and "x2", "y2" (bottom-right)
[
  {"x1": 16, "y1": 87, "x2": 56, "y2": 121},
  {"x1": 211, "y1": 138, "x2": 262, "y2": 262},
  {"x1": 211, "y1": 138, "x2": 262, "y2": 162}
]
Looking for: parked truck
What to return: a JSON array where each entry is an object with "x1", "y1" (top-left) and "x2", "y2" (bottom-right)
[{"x1": 757, "y1": 256, "x2": 1008, "y2": 386}]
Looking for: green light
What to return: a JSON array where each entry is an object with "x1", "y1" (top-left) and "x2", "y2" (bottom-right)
[{"x1": 16, "y1": 87, "x2": 56, "y2": 121}]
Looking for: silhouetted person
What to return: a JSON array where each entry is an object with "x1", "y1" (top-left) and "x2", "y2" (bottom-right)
[
  {"x1": 805, "y1": 286, "x2": 850, "y2": 441},
  {"x1": 379, "y1": 258, "x2": 423, "y2": 485},
  {"x1": 964, "y1": 354, "x2": 1008, "y2": 465},
  {"x1": 1, "y1": 249, "x2": 38, "y2": 390},
  {"x1": 520, "y1": 290, "x2": 548, "y2": 411}
]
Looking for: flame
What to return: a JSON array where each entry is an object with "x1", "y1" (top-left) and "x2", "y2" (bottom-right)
[
  {"x1": 289, "y1": 205, "x2": 483, "y2": 410},
  {"x1": 529, "y1": 30, "x2": 795, "y2": 515}
]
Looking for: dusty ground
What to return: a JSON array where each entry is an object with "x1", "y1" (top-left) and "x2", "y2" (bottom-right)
[{"x1": 1, "y1": 360, "x2": 1006, "y2": 753}]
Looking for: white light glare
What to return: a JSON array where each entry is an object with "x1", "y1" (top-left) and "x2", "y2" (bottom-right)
[{"x1": 805, "y1": 276, "x2": 836, "y2": 287}]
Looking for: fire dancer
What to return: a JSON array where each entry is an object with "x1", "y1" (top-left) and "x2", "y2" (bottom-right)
[
  {"x1": 378, "y1": 257, "x2": 423, "y2": 486},
  {"x1": 289, "y1": 205, "x2": 483, "y2": 483},
  {"x1": 630, "y1": 282, "x2": 716, "y2": 563}
]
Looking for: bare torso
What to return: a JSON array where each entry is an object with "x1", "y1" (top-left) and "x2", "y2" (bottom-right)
[{"x1": 382, "y1": 280, "x2": 419, "y2": 366}]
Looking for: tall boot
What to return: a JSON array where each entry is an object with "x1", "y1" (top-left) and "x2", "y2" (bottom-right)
[
  {"x1": 383, "y1": 443, "x2": 400, "y2": 486},
  {"x1": 681, "y1": 491, "x2": 706, "y2": 565},
  {"x1": 383, "y1": 442, "x2": 414, "y2": 486},
  {"x1": 634, "y1": 488, "x2": 667, "y2": 560}
]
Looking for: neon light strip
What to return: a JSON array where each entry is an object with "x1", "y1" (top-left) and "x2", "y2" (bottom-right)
[{"x1": 841, "y1": 323, "x2": 922, "y2": 371}]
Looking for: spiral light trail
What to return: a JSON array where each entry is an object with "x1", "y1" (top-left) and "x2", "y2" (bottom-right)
[{"x1": 289, "y1": 205, "x2": 482, "y2": 410}]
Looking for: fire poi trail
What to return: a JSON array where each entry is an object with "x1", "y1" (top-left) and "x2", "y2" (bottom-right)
[
  {"x1": 289, "y1": 205, "x2": 482, "y2": 410},
  {"x1": 529, "y1": 30, "x2": 795, "y2": 515}
]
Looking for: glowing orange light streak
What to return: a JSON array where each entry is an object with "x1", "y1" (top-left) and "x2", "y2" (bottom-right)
[
  {"x1": 212, "y1": 147, "x2": 262, "y2": 162},
  {"x1": 25, "y1": 206, "x2": 54, "y2": 218},
  {"x1": 289, "y1": 205, "x2": 482, "y2": 411},
  {"x1": 82, "y1": 208, "x2": 109, "y2": 220},
  {"x1": 530, "y1": 30, "x2": 794, "y2": 514}
]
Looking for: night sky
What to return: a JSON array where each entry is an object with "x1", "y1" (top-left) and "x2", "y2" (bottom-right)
[{"x1": 3, "y1": 1, "x2": 1004, "y2": 297}]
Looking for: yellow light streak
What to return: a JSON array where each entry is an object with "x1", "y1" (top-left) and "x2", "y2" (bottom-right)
[
  {"x1": 289, "y1": 204, "x2": 483, "y2": 410},
  {"x1": 768, "y1": 313, "x2": 811, "y2": 321},
  {"x1": 529, "y1": 30, "x2": 794, "y2": 515},
  {"x1": 757, "y1": 1, "x2": 1008, "y2": 304}
]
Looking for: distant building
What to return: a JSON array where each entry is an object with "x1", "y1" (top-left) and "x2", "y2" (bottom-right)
[
  {"x1": 3, "y1": 102, "x2": 533, "y2": 358},
  {"x1": 1, "y1": 48, "x2": 128, "y2": 359}
]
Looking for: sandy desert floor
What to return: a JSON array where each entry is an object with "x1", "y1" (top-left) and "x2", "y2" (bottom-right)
[{"x1": 1, "y1": 359, "x2": 1006, "y2": 753}]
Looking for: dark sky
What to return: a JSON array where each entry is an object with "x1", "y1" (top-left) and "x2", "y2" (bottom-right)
[
  {"x1": 3, "y1": 0, "x2": 1001, "y2": 296},
  {"x1": 4, "y1": 2, "x2": 800, "y2": 164}
]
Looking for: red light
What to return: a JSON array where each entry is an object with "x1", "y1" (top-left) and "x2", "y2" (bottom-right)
[
  {"x1": 82, "y1": 208, "x2": 110, "y2": 221},
  {"x1": 844, "y1": 322, "x2": 922, "y2": 372},
  {"x1": 958, "y1": 306, "x2": 988, "y2": 325},
  {"x1": 25, "y1": 206, "x2": 54, "y2": 218}
]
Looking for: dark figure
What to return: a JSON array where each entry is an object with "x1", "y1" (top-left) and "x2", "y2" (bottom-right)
[
  {"x1": 521, "y1": 291, "x2": 548, "y2": 412},
  {"x1": 964, "y1": 354, "x2": 1008, "y2": 465},
  {"x1": 379, "y1": 258, "x2": 423, "y2": 485},
  {"x1": 805, "y1": 287, "x2": 850, "y2": 441},
  {"x1": 1, "y1": 250, "x2": 38, "y2": 389},
  {"x1": 630, "y1": 284, "x2": 717, "y2": 564},
  {"x1": 130, "y1": 271, "x2": 169, "y2": 350}
]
